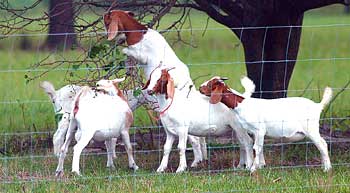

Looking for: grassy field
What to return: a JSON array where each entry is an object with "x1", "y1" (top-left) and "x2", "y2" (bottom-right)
[{"x1": 0, "y1": 5, "x2": 350, "y2": 192}]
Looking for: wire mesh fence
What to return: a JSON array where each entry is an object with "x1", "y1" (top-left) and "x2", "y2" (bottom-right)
[{"x1": 0, "y1": 22, "x2": 350, "y2": 192}]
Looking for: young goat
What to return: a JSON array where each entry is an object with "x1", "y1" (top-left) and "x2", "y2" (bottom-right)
[
  {"x1": 199, "y1": 76, "x2": 333, "y2": 173},
  {"x1": 40, "y1": 82, "x2": 81, "y2": 157},
  {"x1": 144, "y1": 68, "x2": 254, "y2": 173},
  {"x1": 55, "y1": 78, "x2": 138, "y2": 176}
]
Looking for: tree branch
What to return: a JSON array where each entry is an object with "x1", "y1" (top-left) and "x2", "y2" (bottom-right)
[{"x1": 289, "y1": 0, "x2": 348, "y2": 13}]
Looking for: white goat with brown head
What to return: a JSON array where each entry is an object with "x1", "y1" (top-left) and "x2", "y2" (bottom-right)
[
  {"x1": 199, "y1": 76, "x2": 333, "y2": 173},
  {"x1": 144, "y1": 68, "x2": 254, "y2": 173}
]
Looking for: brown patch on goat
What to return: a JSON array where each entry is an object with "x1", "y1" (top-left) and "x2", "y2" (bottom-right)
[
  {"x1": 152, "y1": 69, "x2": 174, "y2": 99},
  {"x1": 73, "y1": 87, "x2": 91, "y2": 117},
  {"x1": 104, "y1": 10, "x2": 147, "y2": 45},
  {"x1": 125, "y1": 110, "x2": 134, "y2": 128},
  {"x1": 199, "y1": 78, "x2": 244, "y2": 109}
]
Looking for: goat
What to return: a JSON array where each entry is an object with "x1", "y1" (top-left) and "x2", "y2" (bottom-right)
[
  {"x1": 144, "y1": 68, "x2": 254, "y2": 173},
  {"x1": 55, "y1": 77, "x2": 138, "y2": 176},
  {"x1": 96, "y1": 78, "x2": 208, "y2": 167},
  {"x1": 40, "y1": 81, "x2": 81, "y2": 157},
  {"x1": 104, "y1": 10, "x2": 210, "y2": 162},
  {"x1": 199, "y1": 76, "x2": 333, "y2": 173}
]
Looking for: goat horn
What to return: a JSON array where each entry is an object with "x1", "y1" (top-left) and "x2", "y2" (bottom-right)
[
  {"x1": 113, "y1": 77, "x2": 126, "y2": 83},
  {"x1": 167, "y1": 67, "x2": 176, "y2": 72}
]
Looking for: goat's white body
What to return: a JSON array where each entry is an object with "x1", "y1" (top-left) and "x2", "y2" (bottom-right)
[
  {"x1": 122, "y1": 28, "x2": 208, "y2": 163},
  {"x1": 123, "y1": 29, "x2": 193, "y2": 87},
  {"x1": 74, "y1": 93, "x2": 131, "y2": 141},
  {"x1": 154, "y1": 87, "x2": 253, "y2": 173},
  {"x1": 55, "y1": 87, "x2": 138, "y2": 176},
  {"x1": 236, "y1": 97, "x2": 322, "y2": 139},
  {"x1": 233, "y1": 77, "x2": 332, "y2": 172}
]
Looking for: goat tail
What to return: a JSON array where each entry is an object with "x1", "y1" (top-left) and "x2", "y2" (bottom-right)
[
  {"x1": 320, "y1": 87, "x2": 333, "y2": 109},
  {"x1": 240, "y1": 76, "x2": 256, "y2": 98},
  {"x1": 71, "y1": 86, "x2": 91, "y2": 117}
]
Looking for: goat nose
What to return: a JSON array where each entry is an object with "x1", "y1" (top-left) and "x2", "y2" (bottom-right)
[{"x1": 147, "y1": 90, "x2": 154, "y2": 95}]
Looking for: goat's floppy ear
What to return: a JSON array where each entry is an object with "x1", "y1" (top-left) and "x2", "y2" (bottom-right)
[
  {"x1": 209, "y1": 86, "x2": 223, "y2": 104},
  {"x1": 40, "y1": 81, "x2": 56, "y2": 101},
  {"x1": 166, "y1": 77, "x2": 175, "y2": 99},
  {"x1": 107, "y1": 17, "x2": 119, "y2": 41}
]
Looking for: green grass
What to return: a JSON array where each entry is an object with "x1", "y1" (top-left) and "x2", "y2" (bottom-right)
[{"x1": 1, "y1": 146, "x2": 350, "y2": 192}]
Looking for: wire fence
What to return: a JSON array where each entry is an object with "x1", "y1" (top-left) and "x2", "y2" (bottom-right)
[{"x1": 1, "y1": 23, "x2": 350, "y2": 192}]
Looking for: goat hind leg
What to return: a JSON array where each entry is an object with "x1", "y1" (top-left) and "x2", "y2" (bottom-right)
[
  {"x1": 307, "y1": 132, "x2": 332, "y2": 172},
  {"x1": 187, "y1": 135, "x2": 203, "y2": 168},
  {"x1": 105, "y1": 139, "x2": 115, "y2": 168},
  {"x1": 120, "y1": 130, "x2": 139, "y2": 171},
  {"x1": 71, "y1": 132, "x2": 94, "y2": 176}
]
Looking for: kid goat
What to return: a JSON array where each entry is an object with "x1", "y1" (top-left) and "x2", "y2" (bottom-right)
[
  {"x1": 199, "y1": 76, "x2": 333, "y2": 173},
  {"x1": 55, "y1": 77, "x2": 138, "y2": 176},
  {"x1": 144, "y1": 68, "x2": 254, "y2": 173}
]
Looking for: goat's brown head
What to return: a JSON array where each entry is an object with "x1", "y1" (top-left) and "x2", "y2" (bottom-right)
[
  {"x1": 145, "y1": 69, "x2": 175, "y2": 99},
  {"x1": 103, "y1": 10, "x2": 147, "y2": 45},
  {"x1": 199, "y1": 77, "x2": 229, "y2": 104}
]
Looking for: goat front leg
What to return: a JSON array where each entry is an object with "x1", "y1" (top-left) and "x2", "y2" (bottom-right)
[
  {"x1": 55, "y1": 119, "x2": 77, "y2": 177},
  {"x1": 71, "y1": 132, "x2": 94, "y2": 176},
  {"x1": 120, "y1": 130, "x2": 139, "y2": 171},
  {"x1": 235, "y1": 128, "x2": 253, "y2": 169},
  {"x1": 157, "y1": 130, "x2": 175, "y2": 173},
  {"x1": 176, "y1": 127, "x2": 189, "y2": 173},
  {"x1": 187, "y1": 135, "x2": 203, "y2": 168},
  {"x1": 105, "y1": 139, "x2": 116, "y2": 168},
  {"x1": 250, "y1": 130, "x2": 266, "y2": 173}
]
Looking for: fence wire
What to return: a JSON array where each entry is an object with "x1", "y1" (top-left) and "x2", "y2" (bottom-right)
[{"x1": 0, "y1": 24, "x2": 350, "y2": 192}]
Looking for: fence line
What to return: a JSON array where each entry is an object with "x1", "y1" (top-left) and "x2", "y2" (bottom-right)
[{"x1": 1, "y1": 23, "x2": 350, "y2": 38}]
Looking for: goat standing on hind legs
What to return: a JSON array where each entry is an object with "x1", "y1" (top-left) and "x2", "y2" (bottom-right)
[
  {"x1": 103, "y1": 9, "x2": 208, "y2": 165},
  {"x1": 199, "y1": 76, "x2": 333, "y2": 173}
]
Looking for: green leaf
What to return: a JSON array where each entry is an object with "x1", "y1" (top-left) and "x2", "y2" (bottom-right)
[
  {"x1": 72, "y1": 64, "x2": 80, "y2": 70},
  {"x1": 133, "y1": 88, "x2": 142, "y2": 97},
  {"x1": 54, "y1": 113, "x2": 63, "y2": 124}
]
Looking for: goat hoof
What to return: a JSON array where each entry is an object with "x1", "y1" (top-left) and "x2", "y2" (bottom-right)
[
  {"x1": 72, "y1": 170, "x2": 81, "y2": 176},
  {"x1": 107, "y1": 164, "x2": 115, "y2": 169},
  {"x1": 324, "y1": 166, "x2": 332, "y2": 172},
  {"x1": 175, "y1": 167, "x2": 187, "y2": 173},
  {"x1": 190, "y1": 161, "x2": 200, "y2": 168},
  {"x1": 156, "y1": 167, "x2": 165, "y2": 173},
  {"x1": 55, "y1": 170, "x2": 64, "y2": 178},
  {"x1": 130, "y1": 164, "x2": 139, "y2": 171}
]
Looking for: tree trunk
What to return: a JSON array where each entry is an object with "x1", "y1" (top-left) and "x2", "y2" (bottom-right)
[
  {"x1": 238, "y1": 13, "x2": 304, "y2": 98},
  {"x1": 192, "y1": 0, "x2": 347, "y2": 98},
  {"x1": 43, "y1": 0, "x2": 77, "y2": 51}
]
